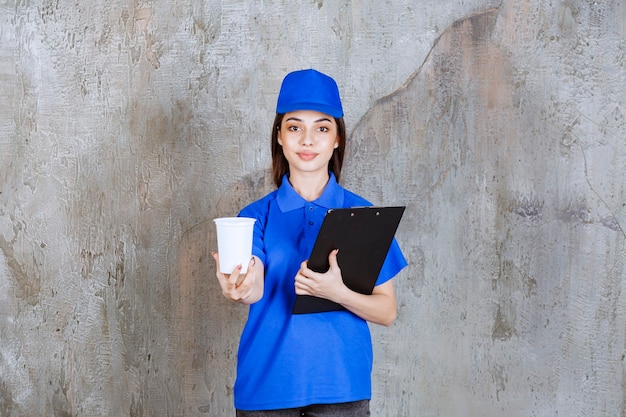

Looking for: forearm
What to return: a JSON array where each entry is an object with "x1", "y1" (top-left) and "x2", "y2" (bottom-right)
[{"x1": 332, "y1": 281, "x2": 397, "y2": 326}]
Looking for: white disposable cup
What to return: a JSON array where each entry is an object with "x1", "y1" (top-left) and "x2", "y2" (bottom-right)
[{"x1": 213, "y1": 217, "x2": 256, "y2": 274}]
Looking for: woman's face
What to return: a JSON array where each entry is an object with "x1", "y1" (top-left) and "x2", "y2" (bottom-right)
[{"x1": 277, "y1": 110, "x2": 339, "y2": 179}]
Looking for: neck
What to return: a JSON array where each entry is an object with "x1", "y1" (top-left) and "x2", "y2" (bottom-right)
[{"x1": 288, "y1": 171, "x2": 330, "y2": 201}]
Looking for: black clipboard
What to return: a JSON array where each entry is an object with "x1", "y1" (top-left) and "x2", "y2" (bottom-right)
[{"x1": 292, "y1": 206, "x2": 405, "y2": 314}]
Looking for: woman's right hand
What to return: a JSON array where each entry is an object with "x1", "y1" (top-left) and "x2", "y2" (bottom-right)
[{"x1": 212, "y1": 253, "x2": 264, "y2": 304}]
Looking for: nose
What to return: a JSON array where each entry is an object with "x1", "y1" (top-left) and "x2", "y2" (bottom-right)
[{"x1": 301, "y1": 128, "x2": 314, "y2": 146}]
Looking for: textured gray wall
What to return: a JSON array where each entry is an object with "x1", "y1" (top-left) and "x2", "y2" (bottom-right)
[{"x1": 1, "y1": 0, "x2": 625, "y2": 416}]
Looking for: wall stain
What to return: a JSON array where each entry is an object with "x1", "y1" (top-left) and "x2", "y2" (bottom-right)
[
  {"x1": 133, "y1": 7, "x2": 161, "y2": 69},
  {"x1": 0, "y1": 378, "x2": 16, "y2": 417},
  {"x1": 0, "y1": 233, "x2": 41, "y2": 306},
  {"x1": 559, "y1": 197, "x2": 592, "y2": 224},
  {"x1": 509, "y1": 195, "x2": 544, "y2": 219},
  {"x1": 492, "y1": 364, "x2": 508, "y2": 401},
  {"x1": 492, "y1": 303, "x2": 516, "y2": 341},
  {"x1": 80, "y1": 248, "x2": 103, "y2": 279},
  {"x1": 130, "y1": 393, "x2": 144, "y2": 417},
  {"x1": 492, "y1": 258, "x2": 538, "y2": 341}
]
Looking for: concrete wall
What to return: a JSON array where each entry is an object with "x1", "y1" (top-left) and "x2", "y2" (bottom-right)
[{"x1": 1, "y1": 0, "x2": 625, "y2": 416}]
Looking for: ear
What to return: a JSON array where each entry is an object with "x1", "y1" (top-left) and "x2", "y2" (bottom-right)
[
  {"x1": 277, "y1": 130, "x2": 283, "y2": 146},
  {"x1": 334, "y1": 136, "x2": 339, "y2": 149}
]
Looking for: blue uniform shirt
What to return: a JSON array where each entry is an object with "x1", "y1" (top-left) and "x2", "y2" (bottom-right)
[{"x1": 235, "y1": 173, "x2": 407, "y2": 410}]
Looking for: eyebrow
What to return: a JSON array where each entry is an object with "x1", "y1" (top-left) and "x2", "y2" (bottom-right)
[{"x1": 285, "y1": 117, "x2": 333, "y2": 123}]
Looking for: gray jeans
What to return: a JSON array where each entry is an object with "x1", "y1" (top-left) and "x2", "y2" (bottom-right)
[{"x1": 236, "y1": 400, "x2": 370, "y2": 417}]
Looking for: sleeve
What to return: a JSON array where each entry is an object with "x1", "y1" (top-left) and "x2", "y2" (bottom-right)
[
  {"x1": 238, "y1": 200, "x2": 268, "y2": 266},
  {"x1": 375, "y1": 238, "x2": 408, "y2": 286}
]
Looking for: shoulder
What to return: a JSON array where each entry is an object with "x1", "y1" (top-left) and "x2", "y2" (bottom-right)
[
  {"x1": 239, "y1": 190, "x2": 278, "y2": 220},
  {"x1": 340, "y1": 186, "x2": 373, "y2": 208}
]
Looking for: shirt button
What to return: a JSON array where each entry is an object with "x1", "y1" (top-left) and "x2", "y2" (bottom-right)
[
  {"x1": 309, "y1": 206, "x2": 314, "y2": 211},
  {"x1": 309, "y1": 221, "x2": 314, "y2": 225}
]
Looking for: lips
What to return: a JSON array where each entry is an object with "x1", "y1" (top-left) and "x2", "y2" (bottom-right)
[{"x1": 297, "y1": 152, "x2": 317, "y2": 161}]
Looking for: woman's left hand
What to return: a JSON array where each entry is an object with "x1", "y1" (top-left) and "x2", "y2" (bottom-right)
[{"x1": 294, "y1": 249, "x2": 348, "y2": 302}]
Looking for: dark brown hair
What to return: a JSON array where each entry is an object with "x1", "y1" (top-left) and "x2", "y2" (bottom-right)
[{"x1": 270, "y1": 113, "x2": 346, "y2": 188}]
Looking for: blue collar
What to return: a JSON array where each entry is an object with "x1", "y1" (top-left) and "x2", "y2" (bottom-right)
[{"x1": 277, "y1": 173, "x2": 345, "y2": 212}]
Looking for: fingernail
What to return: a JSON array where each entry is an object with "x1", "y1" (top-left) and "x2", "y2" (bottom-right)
[{"x1": 250, "y1": 257, "x2": 255, "y2": 266}]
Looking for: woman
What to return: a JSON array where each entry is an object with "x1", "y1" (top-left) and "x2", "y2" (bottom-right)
[{"x1": 213, "y1": 69, "x2": 407, "y2": 416}]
